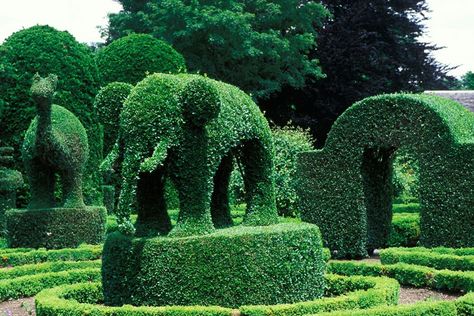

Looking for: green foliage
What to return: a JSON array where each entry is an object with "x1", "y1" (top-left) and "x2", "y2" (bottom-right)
[
  {"x1": 388, "y1": 213, "x2": 420, "y2": 247},
  {"x1": 0, "y1": 268, "x2": 100, "y2": 302},
  {"x1": 327, "y1": 260, "x2": 474, "y2": 292},
  {"x1": 104, "y1": 0, "x2": 329, "y2": 99},
  {"x1": 0, "y1": 244, "x2": 102, "y2": 267},
  {"x1": 94, "y1": 82, "x2": 133, "y2": 154},
  {"x1": 0, "y1": 260, "x2": 100, "y2": 280},
  {"x1": 102, "y1": 223, "x2": 325, "y2": 307},
  {"x1": 316, "y1": 301, "x2": 457, "y2": 316},
  {"x1": 6, "y1": 207, "x2": 106, "y2": 249},
  {"x1": 231, "y1": 125, "x2": 314, "y2": 216},
  {"x1": 108, "y1": 73, "x2": 276, "y2": 237},
  {"x1": 0, "y1": 25, "x2": 102, "y2": 204},
  {"x1": 0, "y1": 147, "x2": 23, "y2": 236},
  {"x1": 298, "y1": 94, "x2": 474, "y2": 258},
  {"x1": 461, "y1": 71, "x2": 474, "y2": 90},
  {"x1": 392, "y1": 149, "x2": 419, "y2": 203},
  {"x1": 36, "y1": 274, "x2": 398, "y2": 316},
  {"x1": 96, "y1": 33, "x2": 186, "y2": 85},
  {"x1": 381, "y1": 247, "x2": 474, "y2": 271},
  {"x1": 392, "y1": 203, "x2": 420, "y2": 213}
]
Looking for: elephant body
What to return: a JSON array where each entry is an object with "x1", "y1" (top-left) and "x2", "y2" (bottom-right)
[{"x1": 109, "y1": 73, "x2": 277, "y2": 236}]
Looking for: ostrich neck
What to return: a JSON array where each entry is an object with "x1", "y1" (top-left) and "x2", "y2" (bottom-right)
[{"x1": 37, "y1": 103, "x2": 53, "y2": 139}]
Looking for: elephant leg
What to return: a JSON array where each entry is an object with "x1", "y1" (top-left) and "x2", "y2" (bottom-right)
[
  {"x1": 211, "y1": 153, "x2": 233, "y2": 228},
  {"x1": 169, "y1": 128, "x2": 215, "y2": 237},
  {"x1": 135, "y1": 168, "x2": 172, "y2": 237},
  {"x1": 26, "y1": 159, "x2": 56, "y2": 209},
  {"x1": 61, "y1": 168, "x2": 86, "y2": 208},
  {"x1": 116, "y1": 151, "x2": 142, "y2": 234},
  {"x1": 240, "y1": 140, "x2": 278, "y2": 226}
]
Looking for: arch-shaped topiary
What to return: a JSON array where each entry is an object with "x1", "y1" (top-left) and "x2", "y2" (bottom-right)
[
  {"x1": 96, "y1": 33, "x2": 186, "y2": 85},
  {"x1": 0, "y1": 25, "x2": 102, "y2": 204},
  {"x1": 297, "y1": 94, "x2": 474, "y2": 258}
]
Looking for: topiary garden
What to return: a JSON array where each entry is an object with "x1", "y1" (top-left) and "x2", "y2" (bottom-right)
[{"x1": 0, "y1": 23, "x2": 473, "y2": 316}]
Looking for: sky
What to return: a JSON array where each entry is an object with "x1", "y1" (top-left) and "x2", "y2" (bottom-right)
[{"x1": 0, "y1": 0, "x2": 472, "y2": 78}]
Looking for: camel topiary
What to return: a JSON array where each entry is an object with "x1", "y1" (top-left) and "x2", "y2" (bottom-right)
[
  {"x1": 6, "y1": 74, "x2": 106, "y2": 249},
  {"x1": 22, "y1": 74, "x2": 89, "y2": 209}
]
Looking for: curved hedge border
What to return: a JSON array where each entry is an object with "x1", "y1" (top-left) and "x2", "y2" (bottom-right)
[
  {"x1": 0, "y1": 267, "x2": 100, "y2": 301},
  {"x1": 35, "y1": 274, "x2": 399, "y2": 316},
  {"x1": 327, "y1": 261, "x2": 474, "y2": 292},
  {"x1": 0, "y1": 244, "x2": 102, "y2": 267},
  {"x1": 381, "y1": 247, "x2": 474, "y2": 271},
  {"x1": 297, "y1": 94, "x2": 474, "y2": 258},
  {"x1": 388, "y1": 213, "x2": 420, "y2": 247}
]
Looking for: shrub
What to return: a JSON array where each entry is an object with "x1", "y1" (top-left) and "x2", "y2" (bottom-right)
[
  {"x1": 231, "y1": 125, "x2": 314, "y2": 216},
  {"x1": 0, "y1": 244, "x2": 102, "y2": 267},
  {"x1": 6, "y1": 206, "x2": 106, "y2": 249},
  {"x1": 381, "y1": 247, "x2": 474, "y2": 271},
  {"x1": 387, "y1": 213, "x2": 420, "y2": 247},
  {"x1": 35, "y1": 274, "x2": 399, "y2": 316},
  {"x1": 392, "y1": 203, "x2": 420, "y2": 213},
  {"x1": 0, "y1": 260, "x2": 100, "y2": 280},
  {"x1": 102, "y1": 223, "x2": 326, "y2": 307},
  {"x1": 327, "y1": 260, "x2": 474, "y2": 292},
  {"x1": 96, "y1": 33, "x2": 186, "y2": 85},
  {"x1": 298, "y1": 94, "x2": 474, "y2": 258},
  {"x1": 0, "y1": 268, "x2": 100, "y2": 301},
  {"x1": 0, "y1": 25, "x2": 102, "y2": 204},
  {"x1": 392, "y1": 149, "x2": 419, "y2": 203}
]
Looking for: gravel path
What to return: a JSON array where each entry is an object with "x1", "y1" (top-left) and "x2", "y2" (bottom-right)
[
  {"x1": 398, "y1": 286, "x2": 461, "y2": 304},
  {"x1": 0, "y1": 297, "x2": 35, "y2": 316}
]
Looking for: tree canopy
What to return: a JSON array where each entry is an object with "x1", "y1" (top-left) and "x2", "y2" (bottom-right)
[
  {"x1": 461, "y1": 71, "x2": 474, "y2": 90},
  {"x1": 103, "y1": 0, "x2": 329, "y2": 99}
]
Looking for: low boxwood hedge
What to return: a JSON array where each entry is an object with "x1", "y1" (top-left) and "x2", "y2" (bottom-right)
[
  {"x1": 381, "y1": 247, "x2": 474, "y2": 271},
  {"x1": 0, "y1": 267, "x2": 100, "y2": 301},
  {"x1": 0, "y1": 244, "x2": 102, "y2": 267},
  {"x1": 0, "y1": 260, "x2": 100, "y2": 280},
  {"x1": 316, "y1": 300, "x2": 457, "y2": 316},
  {"x1": 6, "y1": 206, "x2": 107, "y2": 249},
  {"x1": 103, "y1": 223, "x2": 326, "y2": 307},
  {"x1": 328, "y1": 261, "x2": 474, "y2": 292},
  {"x1": 35, "y1": 274, "x2": 399, "y2": 316}
]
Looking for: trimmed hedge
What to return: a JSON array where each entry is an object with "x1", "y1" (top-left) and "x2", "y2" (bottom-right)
[
  {"x1": 0, "y1": 147, "x2": 23, "y2": 236},
  {"x1": 0, "y1": 25, "x2": 102, "y2": 204},
  {"x1": 96, "y1": 33, "x2": 186, "y2": 85},
  {"x1": 298, "y1": 94, "x2": 474, "y2": 258},
  {"x1": 0, "y1": 260, "x2": 100, "y2": 280},
  {"x1": 392, "y1": 203, "x2": 420, "y2": 214},
  {"x1": 388, "y1": 213, "x2": 420, "y2": 247},
  {"x1": 0, "y1": 267, "x2": 100, "y2": 301},
  {"x1": 316, "y1": 301, "x2": 457, "y2": 316},
  {"x1": 6, "y1": 206, "x2": 106, "y2": 249},
  {"x1": 327, "y1": 261, "x2": 474, "y2": 292},
  {"x1": 103, "y1": 223, "x2": 325, "y2": 307},
  {"x1": 36, "y1": 274, "x2": 399, "y2": 316},
  {"x1": 381, "y1": 247, "x2": 474, "y2": 271},
  {"x1": 0, "y1": 244, "x2": 102, "y2": 267},
  {"x1": 105, "y1": 73, "x2": 277, "y2": 236}
]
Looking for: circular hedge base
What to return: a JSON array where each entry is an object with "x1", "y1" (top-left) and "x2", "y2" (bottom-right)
[
  {"x1": 6, "y1": 206, "x2": 106, "y2": 249},
  {"x1": 102, "y1": 223, "x2": 326, "y2": 308}
]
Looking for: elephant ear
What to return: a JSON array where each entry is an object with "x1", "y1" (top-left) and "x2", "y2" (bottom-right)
[
  {"x1": 140, "y1": 140, "x2": 169, "y2": 173},
  {"x1": 179, "y1": 77, "x2": 221, "y2": 127}
]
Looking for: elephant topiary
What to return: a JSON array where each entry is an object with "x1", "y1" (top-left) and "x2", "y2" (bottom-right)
[
  {"x1": 22, "y1": 74, "x2": 89, "y2": 209},
  {"x1": 103, "y1": 73, "x2": 278, "y2": 237}
]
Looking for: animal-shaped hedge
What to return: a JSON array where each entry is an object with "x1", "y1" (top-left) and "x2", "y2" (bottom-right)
[
  {"x1": 104, "y1": 73, "x2": 277, "y2": 237},
  {"x1": 297, "y1": 94, "x2": 474, "y2": 258}
]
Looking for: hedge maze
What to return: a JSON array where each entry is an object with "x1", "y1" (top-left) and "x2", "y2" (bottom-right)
[{"x1": 298, "y1": 94, "x2": 474, "y2": 258}]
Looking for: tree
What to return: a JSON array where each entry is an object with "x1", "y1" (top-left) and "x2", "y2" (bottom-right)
[
  {"x1": 461, "y1": 71, "x2": 474, "y2": 90},
  {"x1": 261, "y1": 0, "x2": 455, "y2": 145},
  {"x1": 103, "y1": 0, "x2": 329, "y2": 99}
]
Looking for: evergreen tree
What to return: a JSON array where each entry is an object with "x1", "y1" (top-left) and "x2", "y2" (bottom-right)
[{"x1": 461, "y1": 71, "x2": 474, "y2": 90}]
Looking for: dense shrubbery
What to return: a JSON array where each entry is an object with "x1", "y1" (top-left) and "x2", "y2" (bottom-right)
[
  {"x1": 298, "y1": 94, "x2": 474, "y2": 258},
  {"x1": 0, "y1": 25, "x2": 102, "y2": 204},
  {"x1": 103, "y1": 223, "x2": 325, "y2": 307},
  {"x1": 392, "y1": 149, "x2": 419, "y2": 203},
  {"x1": 388, "y1": 213, "x2": 420, "y2": 247},
  {"x1": 96, "y1": 34, "x2": 186, "y2": 86},
  {"x1": 6, "y1": 206, "x2": 106, "y2": 249}
]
